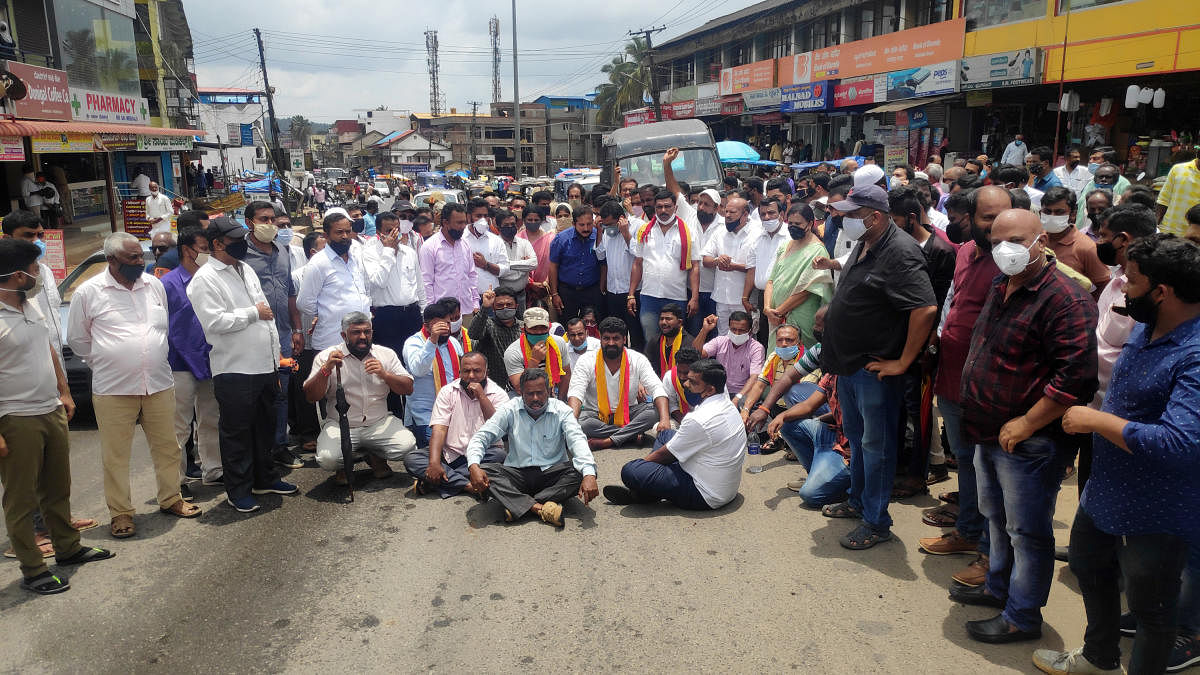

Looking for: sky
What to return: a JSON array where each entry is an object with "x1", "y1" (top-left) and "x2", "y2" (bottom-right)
[{"x1": 182, "y1": 0, "x2": 754, "y2": 123}]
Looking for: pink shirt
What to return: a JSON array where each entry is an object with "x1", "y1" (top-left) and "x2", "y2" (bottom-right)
[
  {"x1": 428, "y1": 378, "x2": 510, "y2": 462},
  {"x1": 518, "y1": 228, "x2": 553, "y2": 284},
  {"x1": 1092, "y1": 271, "x2": 1134, "y2": 409},
  {"x1": 419, "y1": 231, "x2": 479, "y2": 313},
  {"x1": 702, "y1": 335, "x2": 765, "y2": 392}
]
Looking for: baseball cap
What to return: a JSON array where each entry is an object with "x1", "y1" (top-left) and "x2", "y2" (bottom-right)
[
  {"x1": 697, "y1": 188, "x2": 722, "y2": 207},
  {"x1": 392, "y1": 200, "x2": 414, "y2": 213},
  {"x1": 829, "y1": 184, "x2": 890, "y2": 213},
  {"x1": 522, "y1": 307, "x2": 550, "y2": 330},
  {"x1": 211, "y1": 215, "x2": 247, "y2": 239},
  {"x1": 853, "y1": 164, "x2": 885, "y2": 190}
]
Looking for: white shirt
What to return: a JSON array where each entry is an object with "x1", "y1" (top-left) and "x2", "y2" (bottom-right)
[
  {"x1": 36, "y1": 262, "x2": 63, "y2": 357},
  {"x1": 1023, "y1": 184, "x2": 1045, "y2": 212},
  {"x1": 702, "y1": 221, "x2": 760, "y2": 305},
  {"x1": 364, "y1": 239, "x2": 426, "y2": 309},
  {"x1": 595, "y1": 220, "x2": 639, "y2": 294},
  {"x1": 630, "y1": 217, "x2": 700, "y2": 301},
  {"x1": 21, "y1": 176, "x2": 43, "y2": 206},
  {"x1": 292, "y1": 264, "x2": 316, "y2": 351},
  {"x1": 564, "y1": 335, "x2": 600, "y2": 371},
  {"x1": 187, "y1": 257, "x2": 279, "y2": 376},
  {"x1": 665, "y1": 393, "x2": 746, "y2": 508},
  {"x1": 0, "y1": 297, "x2": 60, "y2": 418},
  {"x1": 131, "y1": 173, "x2": 152, "y2": 197},
  {"x1": 297, "y1": 246, "x2": 372, "y2": 350},
  {"x1": 307, "y1": 342, "x2": 410, "y2": 427},
  {"x1": 674, "y1": 193, "x2": 719, "y2": 292},
  {"x1": 748, "y1": 226, "x2": 789, "y2": 290},
  {"x1": 463, "y1": 226, "x2": 510, "y2": 295},
  {"x1": 499, "y1": 236, "x2": 537, "y2": 291},
  {"x1": 1093, "y1": 271, "x2": 1134, "y2": 409},
  {"x1": 67, "y1": 270, "x2": 173, "y2": 396},
  {"x1": 927, "y1": 207, "x2": 949, "y2": 232},
  {"x1": 146, "y1": 192, "x2": 174, "y2": 234},
  {"x1": 1054, "y1": 163, "x2": 1094, "y2": 197},
  {"x1": 566, "y1": 348, "x2": 665, "y2": 414}
]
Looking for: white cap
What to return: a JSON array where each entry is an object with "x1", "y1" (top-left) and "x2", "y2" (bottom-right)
[
  {"x1": 698, "y1": 188, "x2": 722, "y2": 207},
  {"x1": 853, "y1": 164, "x2": 885, "y2": 190}
]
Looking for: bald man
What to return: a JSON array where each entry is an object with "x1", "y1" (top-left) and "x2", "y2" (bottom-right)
[
  {"x1": 700, "y1": 196, "x2": 756, "y2": 335},
  {"x1": 840, "y1": 158, "x2": 858, "y2": 175},
  {"x1": 949, "y1": 208, "x2": 1098, "y2": 644}
]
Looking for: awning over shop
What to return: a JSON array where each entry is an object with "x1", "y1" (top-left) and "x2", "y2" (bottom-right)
[
  {"x1": 863, "y1": 94, "x2": 959, "y2": 115},
  {"x1": 0, "y1": 119, "x2": 204, "y2": 137}
]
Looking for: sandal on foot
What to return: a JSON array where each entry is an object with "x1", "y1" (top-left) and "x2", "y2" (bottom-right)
[
  {"x1": 840, "y1": 524, "x2": 892, "y2": 550},
  {"x1": 938, "y1": 491, "x2": 959, "y2": 505},
  {"x1": 70, "y1": 517, "x2": 99, "y2": 531},
  {"x1": 922, "y1": 505, "x2": 959, "y2": 528},
  {"x1": 160, "y1": 501, "x2": 202, "y2": 518},
  {"x1": 56, "y1": 546, "x2": 115, "y2": 566},
  {"x1": 110, "y1": 515, "x2": 135, "y2": 539},
  {"x1": 503, "y1": 508, "x2": 515, "y2": 522},
  {"x1": 4, "y1": 535, "x2": 54, "y2": 559},
  {"x1": 891, "y1": 479, "x2": 928, "y2": 500},
  {"x1": 782, "y1": 450, "x2": 797, "y2": 461},
  {"x1": 21, "y1": 571, "x2": 69, "y2": 595},
  {"x1": 538, "y1": 501, "x2": 564, "y2": 527},
  {"x1": 821, "y1": 502, "x2": 861, "y2": 519}
]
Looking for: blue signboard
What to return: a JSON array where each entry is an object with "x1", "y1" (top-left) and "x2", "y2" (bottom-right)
[
  {"x1": 780, "y1": 81, "x2": 829, "y2": 113},
  {"x1": 885, "y1": 61, "x2": 957, "y2": 101},
  {"x1": 907, "y1": 108, "x2": 929, "y2": 129},
  {"x1": 240, "y1": 123, "x2": 254, "y2": 146}
]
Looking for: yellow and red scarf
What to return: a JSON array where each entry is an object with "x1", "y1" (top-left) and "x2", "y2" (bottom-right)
[
  {"x1": 422, "y1": 327, "x2": 460, "y2": 389},
  {"x1": 670, "y1": 367, "x2": 691, "y2": 414},
  {"x1": 459, "y1": 330, "x2": 472, "y2": 353},
  {"x1": 658, "y1": 330, "x2": 683, "y2": 373},
  {"x1": 521, "y1": 333, "x2": 564, "y2": 385},
  {"x1": 637, "y1": 216, "x2": 693, "y2": 271},
  {"x1": 597, "y1": 349, "x2": 630, "y2": 424}
]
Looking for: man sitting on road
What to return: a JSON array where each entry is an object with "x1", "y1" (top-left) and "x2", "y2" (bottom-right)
[
  {"x1": 503, "y1": 307, "x2": 571, "y2": 399},
  {"x1": 735, "y1": 323, "x2": 805, "y2": 428},
  {"x1": 604, "y1": 360, "x2": 745, "y2": 510},
  {"x1": 466, "y1": 369, "x2": 599, "y2": 527},
  {"x1": 767, "y1": 373, "x2": 850, "y2": 508},
  {"x1": 662, "y1": 347, "x2": 702, "y2": 424},
  {"x1": 563, "y1": 317, "x2": 600, "y2": 371},
  {"x1": 693, "y1": 311, "x2": 764, "y2": 394},
  {"x1": 402, "y1": 300, "x2": 465, "y2": 448},
  {"x1": 404, "y1": 352, "x2": 508, "y2": 498},
  {"x1": 567, "y1": 317, "x2": 670, "y2": 450},
  {"x1": 644, "y1": 303, "x2": 694, "y2": 377},
  {"x1": 304, "y1": 312, "x2": 417, "y2": 485}
]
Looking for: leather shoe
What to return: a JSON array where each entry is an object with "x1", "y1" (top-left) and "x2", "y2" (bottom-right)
[
  {"x1": 949, "y1": 582, "x2": 1006, "y2": 608},
  {"x1": 966, "y1": 614, "x2": 1042, "y2": 644}
]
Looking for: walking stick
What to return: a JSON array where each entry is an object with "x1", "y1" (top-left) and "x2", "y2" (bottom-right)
[{"x1": 334, "y1": 362, "x2": 354, "y2": 502}]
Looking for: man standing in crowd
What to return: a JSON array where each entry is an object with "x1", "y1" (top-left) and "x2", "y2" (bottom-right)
[
  {"x1": 594, "y1": 199, "x2": 644, "y2": 348},
  {"x1": 1053, "y1": 145, "x2": 1092, "y2": 197},
  {"x1": 549, "y1": 204, "x2": 602, "y2": 322},
  {"x1": 464, "y1": 199, "x2": 508, "y2": 315},
  {"x1": 1156, "y1": 154, "x2": 1200, "y2": 236},
  {"x1": 605, "y1": 359, "x2": 745, "y2": 510},
  {"x1": 665, "y1": 151, "x2": 721, "y2": 333},
  {"x1": 469, "y1": 286, "x2": 523, "y2": 390},
  {"x1": 0, "y1": 238, "x2": 113, "y2": 594},
  {"x1": 147, "y1": 232, "x2": 178, "y2": 277},
  {"x1": 146, "y1": 182, "x2": 174, "y2": 236},
  {"x1": 403, "y1": 301, "x2": 465, "y2": 448},
  {"x1": 365, "y1": 211, "x2": 426, "y2": 366},
  {"x1": 1000, "y1": 134, "x2": 1028, "y2": 167},
  {"x1": 702, "y1": 196, "x2": 757, "y2": 336},
  {"x1": 304, "y1": 312, "x2": 416, "y2": 485},
  {"x1": 951, "y1": 208, "x2": 1097, "y2": 644},
  {"x1": 815, "y1": 184, "x2": 937, "y2": 550},
  {"x1": 297, "y1": 211, "x2": 372, "y2": 354},
  {"x1": 628, "y1": 177, "x2": 700, "y2": 346},
  {"x1": 567, "y1": 316, "x2": 669, "y2": 450},
  {"x1": 495, "y1": 209, "x2": 537, "y2": 311},
  {"x1": 1026, "y1": 147, "x2": 1062, "y2": 192},
  {"x1": 188, "y1": 217, "x2": 299, "y2": 514},
  {"x1": 746, "y1": 197, "x2": 788, "y2": 327},
  {"x1": 466, "y1": 369, "x2": 598, "y2": 528},
  {"x1": 419, "y1": 203, "x2": 479, "y2": 318},
  {"x1": 405, "y1": 351, "x2": 508, "y2": 498},
  {"x1": 67, "y1": 232, "x2": 199, "y2": 538},
  {"x1": 1039, "y1": 187, "x2": 1110, "y2": 296}
]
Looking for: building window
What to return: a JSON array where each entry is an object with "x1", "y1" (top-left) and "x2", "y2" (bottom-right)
[
  {"x1": 812, "y1": 18, "x2": 826, "y2": 49},
  {"x1": 764, "y1": 27, "x2": 791, "y2": 59},
  {"x1": 1058, "y1": 0, "x2": 1128, "y2": 10},
  {"x1": 521, "y1": 147, "x2": 533, "y2": 164},
  {"x1": 698, "y1": 49, "x2": 721, "y2": 83},
  {"x1": 917, "y1": 0, "x2": 949, "y2": 25},
  {"x1": 826, "y1": 14, "x2": 842, "y2": 46},
  {"x1": 53, "y1": 0, "x2": 140, "y2": 95},
  {"x1": 962, "y1": 0, "x2": 1044, "y2": 29},
  {"x1": 730, "y1": 38, "x2": 753, "y2": 66},
  {"x1": 859, "y1": 6, "x2": 876, "y2": 39},
  {"x1": 672, "y1": 58, "x2": 695, "y2": 87},
  {"x1": 880, "y1": 0, "x2": 900, "y2": 33}
]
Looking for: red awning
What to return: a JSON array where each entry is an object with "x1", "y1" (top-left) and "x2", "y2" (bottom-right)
[{"x1": 0, "y1": 119, "x2": 204, "y2": 137}]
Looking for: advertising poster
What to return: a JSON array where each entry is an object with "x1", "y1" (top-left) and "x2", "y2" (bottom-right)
[
  {"x1": 0, "y1": 135, "x2": 25, "y2": 161},
  {"x1": 42, "y1": 230, "x2": 66, "y2": 281},
  {"x1": 885, "y1": 61, "x2": 958, "y2": 101},
  {"x1": 960, "y1": 49, "x2": 1042, "y2": 91},
  {"x1": 833, "y1": 74, "x2": 887, "y2": 108},
  {"x1": 4, "y1": 62, "x2": 71, "y2": 121},
  {"x1": 780, "y1": 81, "x2": 829, "y2": 112},
  {"x1": 719, "y1": 60, "x2": 776, "y2": 96},
  {"x1": 122, "y1": 198, "x2": 152, "y2": 239},
  {"x1": 884, "y1": 145, "x2": 909, "y2": 170}
]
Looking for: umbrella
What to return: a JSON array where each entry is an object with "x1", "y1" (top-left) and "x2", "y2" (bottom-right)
[
  {"x1": 716, "y1": 140, "x2": 760, "y2": 163},
  {"x1": 334, "y1": 363, "x2": 354, "y2": 501}
]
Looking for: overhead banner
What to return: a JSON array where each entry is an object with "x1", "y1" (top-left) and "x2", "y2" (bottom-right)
[
  {"x1": 742, "y1": 87, "x2": 781, "y2": 111},
  {"x1": 960, "y1": 49, "x2": 1042, "y2": 91},
  {"x1": 719, "y1": 59, "x2": 775, "y2": 96},
  {"x1": 32, "y1": 132, "x2": 94, "y2": 153},
  {"x1": 137, "y1": 135, "x2": 193, "y2": 151},
  {"x1": 694, "y1": 97, "x2": 722, "y2": 116},
  {"x1": 777, "y1": 53, "x2": 812, "y2": 87},
  {"x1": 94, "y1": 133, "x2": 138, "y2": 151},
  {"x1": 69, "y1": 87, "x2": 151, "y2": 125},
  {"x1": 833, "y1": 75, "x2": 888, "y2": 108},
  {"x1": 664, "y1": 99, "x2": 695, "y2": 119},
  {"x1": 807, "y1": 18, "x2": 966, "y2": 81},
  {"x1": 719, "y1": 95, "x2": 744, "y2": 115},
  {"x1": 885, "y1": 60, "x2": 958, "y2": 101},
  {"x1": 0, "y1": 135, "x2": 24, "y2": 161},
  {"x1": 780, "y1": 81, "x2": 829, "y2": 112},
  {"x1": 4, "y1": 62, "x2": 71, "y2": 121}
]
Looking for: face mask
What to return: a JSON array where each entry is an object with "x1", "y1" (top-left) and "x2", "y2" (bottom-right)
[
  {"x1": 602, "y1": 344, "x2": 622, "y2": 360},
  {"x1": 195, "y1": 252, "x2": 211, "y2": 267},
  {"x1": 632, "y1": 205, "x2": 645, "y2": 218},
  {"x1": 525, "y1": 332, "x2": 548, "y2": 344},
  {"x1": 795, "y1": 187, "x2": 811, "y2": 200},
  {"x1": 524, "y1": 399, "x2": 547, "y2": 416},
  {"x1": 697, "y1": 210, "x2": 716, "y2": 226},
  {"x1": 1028, "y1": 163, "x2": 1044, "y2": 176},
  {"x1": 571, "y1": 341, "x2": 589, "y2": 353},
  {"x1": 117, "y1": 262, "x2": 143, "y2": 282},
  {"x1": 449, "y1": 318, "x2": 463, "y2": 334},
  {"x1": 497, "y1": 225, "x2": 517, "y2": 239},
  {"x1": 656, "y1": 213, "x2": 675, "y2": 226},
  {"x1": 1095, "y1": 179, "x2": 1117, "y2": 189},
  {"x1": 788, "y1": 225, "x2": 807, "y2": 240},
  {"x1": 494, "y1": 307, "x2": 517, "y2": 321},
  {"x1": 445, "y1": 227, "x2": 464, "y2": 241},
  {"x1": 1, "y1": 270, "x2": 39, "y2": 296},
  {"x1": 398, "y1": 219, "x2": 414, "y2": 234},
  {"x1": 684, "y1": 389, "x2": 702, "y2": 406},
  {"x1": 472, "y1": 218, "x2": 489, "y2": 235},
  {"x1": 946, "y1": 217, "x2": 967, "y2": 245},
  {"x1": 841, "y1": 216, "x2": 868, "y2": 241},
  {"x1": 275, "y1": 227, "x2": 293, "y2": 247},
  {"x1": 604, "y1": 226, "x2": 619, "y2": 237},
  {"x1": 253, "y1": 222, "x2": 278, "y2": 244},
  {"x1": 761, "y1": 218, "x2": 781, "y2": 234},
  {"x1": 724, "y1": 218, "x2": 742, "y2": 233},
  {"x1": 1123, "y1": 289, "x2": 1159, "y2": 325},
  {"x1": 568, "y1": 199, "x2": 582, "y2": 209},
  {"x1": 1095, "y1": 238, "x2": 1120, "y2": 266},
  {"x1": 991, "y1": 238, "x2": 1040, "y2": 276},
  {"x1": 33, "y1": 238, "x2": 46, "y2": 259},
  {"x1": 327, "y1": 239, "x2": 351, "y2": 257},
  {"x1": 1039, "y1": 213, "x2": 1071, "y2": 234},
  {"x1": 350, "y1": 218, "x2": 365, "y2": 233},
  {"x1": 775, "y1": 344, "x2": 800, "y2": 361},
  {"x1": 1087, "y1": 162, "x2": 1100, "y2": 174},
  {"x1": 729, "y1": 331, "x2": 750, "y2": 346},
  {"x1": 970, "y1": 224, "x2": 992, "y2": 253}
]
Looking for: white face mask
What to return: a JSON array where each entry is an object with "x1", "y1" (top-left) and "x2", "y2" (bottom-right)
[
  {"x1": 398, "y1": 219, "x2": 414, "y2": 234},
  {"x1": 841, "y1": 216, "x2": 868, "y2": 241},
  {"x1": 472, "y1": 218, "x2": 488, "y2": 235},
  {"x1": 1040, "y1": 213, "x2": 1071, "y2": 234},
  {"x1": 656, "y1": 213, "x2": 675, "y2": 225},
  {"x1": 195, "y1": 252, "x2": 211, "y2": 267},
  {"x1": 728, "y1": 331, "x2": 751, "y2": 346},
  {"x1": 992, "y1": 238, "x2": 1040, "y2": 276},
  {"x1": 449, "y1": 317, "x2": 463, "y2": 333},
  {"x1": 760, "y1": 218, "x2": 780, "y2": 234}
]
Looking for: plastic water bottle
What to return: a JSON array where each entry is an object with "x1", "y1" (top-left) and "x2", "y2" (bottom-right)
[{"x1": 747, "y1": 436, "x2": 763, "y2": 474}]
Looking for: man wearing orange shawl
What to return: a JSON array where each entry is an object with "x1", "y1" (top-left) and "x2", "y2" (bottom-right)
[
  {"x1": 501, "y1": 307, "x2": 571, "y2": 400},
  {"x1": 566, "y1": 317, "x2": 670, "y2": 451},
  {"x1": 643, "y1": 303, "x2": 695, "y2": 377}
]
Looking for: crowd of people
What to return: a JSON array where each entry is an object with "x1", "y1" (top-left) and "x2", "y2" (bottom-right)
[{"x1": 2, "y1": 141, "x2": 1199, "y2": 673}]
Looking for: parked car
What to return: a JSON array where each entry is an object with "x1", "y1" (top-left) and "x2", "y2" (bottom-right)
[
  {"x1": 413, "y1": 189, "x2": 465, "y2": 207},
  {"x1": 373, "y1": 180, "x2": 392, "y2": 198}
]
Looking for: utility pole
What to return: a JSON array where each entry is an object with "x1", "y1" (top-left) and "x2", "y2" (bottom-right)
[
  {"x1": 511, "y1": 0, "x2": 521, "y2": 178},
  {"x1": 628, "y1": 25, "x2": 666, "y2": 122},
  {"x1": 253, "y1": 28, "x2": 284, "y2": 183},
  {"x1": 468, "y1": 100, "x2": 481, "y2": 176}
]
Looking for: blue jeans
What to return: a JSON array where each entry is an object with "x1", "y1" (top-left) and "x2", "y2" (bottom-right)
[
  {"x1": 938, "y1": 398, "x2": 987, "y2": 550},
  {"x1": 407, "y1": 423, "x2": 431, "y2": 449},
  {"x1": 1177, "y1": 539, "x2": 1200, "y2": 636},
  {"x1": 779, "y1": 418, "x2": 850, "y2": 507},
  {"x1": 638, "y1": 294, "x2": 686, "y2": 348},
  {"x1": 837, "y1": 368, "x2": 904, "y2": 530},
  {"x1": 686, "y1": 291, "x2": 716, "y2": 337},
  {"x1": 975, "y1": 436, "x2": 1069, "y2": 632},
  {"x1": 617, "y1": 430, "x2": 713, "y2": 510}
]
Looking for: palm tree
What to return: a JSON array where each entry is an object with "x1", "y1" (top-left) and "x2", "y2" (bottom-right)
[
  {"x1": 289, "y1": 115, "x2": 313, "y2": 147},
  {"x1": 594, "y1": 37, "x2": 651, "y2": 127}
]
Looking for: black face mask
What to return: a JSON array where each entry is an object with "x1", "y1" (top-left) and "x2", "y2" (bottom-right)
[
  {"x1": 1095, "y1": 238, "x2": 1120, "y2": 266},
  {"x1": 795, "y1": 187, "x2": 811, "y2": 200},
  {"x1": 1122, "y1": 289, "x2": 1159, "y2": 326},
  {"x1": 788, "y1": 225, "x2": 807, "y2": 240},
  {"x1": 347, "y1": 339, "x2": 372, "y2": 359},
  {"x1": 117, "y1": 262, "x2": 143, "y2": 282},
  {"x1": 328, "y1": 239, "x2": 351, "y2": 256},
  {"x1": 225, "y1": 238, "x2": 249, "y2": 260},
  {"x1": 697, "y1": 210, "x2": 717, "y2": 226},
  {"x1": 970, "y1": 223, "x2": 992, "y2": 253},
  {"x1": 499, "y1": 226, "x2": 518, "y2": 239},
  {"x1": 524, "y1": 220, "x2": 540, "y2": 232},
  {"x1": 351, "y1": 218, "x2": 366, "y2": 233},
  {"x1": 445, "y1": 227, "x2": 464, "y2": 241},
  {"x1": 724, "y1": 218, "x2": 741, "y2": 233},
  {"x1": 602, "y1": 344, "x2": 622, "y2": 360},
  {"x1": 946, "y1": 217, "x2": 967, "y2": 245}
]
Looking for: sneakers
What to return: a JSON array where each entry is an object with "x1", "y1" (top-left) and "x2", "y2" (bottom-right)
[
  {"x1": 1119, "y1": 612, "x2": 1136, "y2": 637},
  {"x1": 786, "y1": 478, "x2": 806, "y2": 492},
  {"x1": 201, "y1": 472, "x2": 225, "y2": 486},
  {"x1": 919, "y1": 530, "x2": 979, "y2": 555},
  {"x1": 926, "y1": 464, "x2": 950, "y2": 485},
  {"x1": 1032, "y1": 647, "x2": 1123, "y2": 674},
  {"x1": 273, "y1": 448, "x2": 304, "y2": 469},
  {"x1": 1169, "y1": 635, "x2": 1200, "y2": 673},
  {"x1": 226, "y1": 495, "x2": 261, "y2": 513},
  {"x1": 252, "y1": 480, "x2": 299, "y2": 495},
  {"x1": 952, "y1": 554, "x2": 989, "y2": 587},
  {"x1": 184, "y1": 464, "x2": 202, "y2": 481}
]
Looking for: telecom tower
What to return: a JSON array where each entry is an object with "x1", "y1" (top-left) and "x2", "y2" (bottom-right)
[
  {"x1": 425, "y1": 29, "x2": 444, "y2": 116},
  {"x1": 489, "y1": 16, "x2": 502, "y2": 103}
]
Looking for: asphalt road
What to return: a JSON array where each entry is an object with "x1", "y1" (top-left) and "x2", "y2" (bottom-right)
[{"x1": 0, "y1": 421, "x2": 1092, "y2": 674}]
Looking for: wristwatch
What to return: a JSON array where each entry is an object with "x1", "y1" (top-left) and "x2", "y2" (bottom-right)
[{"x1": 926, "y1": 343, "x2": 939, "y2": 356}]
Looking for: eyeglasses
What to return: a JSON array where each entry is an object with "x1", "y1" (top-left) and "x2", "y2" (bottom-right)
[{"x1": 151, "y1": 245, "x2": 171, "y2": 253}]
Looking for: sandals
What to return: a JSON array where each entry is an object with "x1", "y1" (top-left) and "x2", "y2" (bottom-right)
[
  {"x1": 21, "y1": 572, "x2": 69, "y2": 595},
  {"x1": 160, "y1": 501, "x2": 202, "y2": 518},
  {"x1": 759, "y1": 437, "x2": 784, "y2": 455},
  {"x1": 938, "y1": 491, "x2": 959, "y2": 505},
  {"x1": 70, "y1": 517, "x2": 99, "y2": 531},
  {"x1": 538, "y1": 501, "x2": 564, "y2": 528},
  {"x1": 821, "y1": 501, "x2": 861, "y2": 519},
  {"x1": 922, "y1": 505, "x2": 959, "y2": 528},
  {"x1": 56, "y1": 546, "x2": 115, "y2": 566},
  {"x1": 840, "y1": 523, "x2": 893, "y2": 550},
  {"x1": 890, "y1": 479, "x2": 929, "y2": 500},
  {"x1": 110, "y1": 515, "x2": 135, "y2": 539}
]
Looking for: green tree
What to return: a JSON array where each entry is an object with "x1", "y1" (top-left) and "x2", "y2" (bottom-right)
[
  {"x1": 289, "y1": 115, "x2": 313, "y2": 147},
  {"x1": 593, "y1": 37, "x2": 651, "y2": 127}
]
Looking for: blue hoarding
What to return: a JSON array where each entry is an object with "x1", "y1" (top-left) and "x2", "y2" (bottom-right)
[{"x1": 780, "y1": 81, "x2": 829, "y2": 113}]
